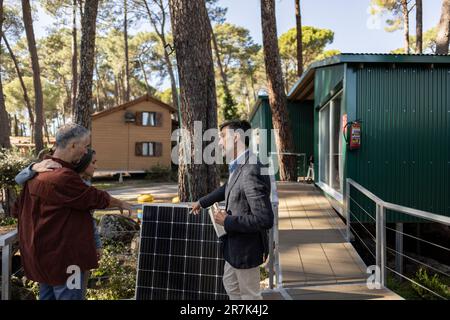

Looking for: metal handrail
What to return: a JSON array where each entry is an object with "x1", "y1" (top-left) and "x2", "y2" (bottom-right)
[
  {"x1": 346, "y1": 179, "x2": 385, "y2": 206},
  {"x1": 383, "y1": 202, "x2": 450, "y2": 226},
  {"x1": 1, "y1": 228, "x2": 18, "y2": 300},
  {"x1": 347, "y1": 178, "x2": 450, "y2": 226},
  {"x1": 345, "y1": 178, "x2": 450, "y2": 291},
  {"x1": 0, "y1": 228, "x2": 17, "y2": 246}
]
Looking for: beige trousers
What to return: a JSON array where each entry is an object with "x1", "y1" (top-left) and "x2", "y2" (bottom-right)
[{"x1": 222, "y1": 261, "x2": 262, "y2": 300}]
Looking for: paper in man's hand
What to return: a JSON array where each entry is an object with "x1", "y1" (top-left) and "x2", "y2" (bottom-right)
[{"x1": 209, "y1": 202, "x2": 227, "y2": 238}]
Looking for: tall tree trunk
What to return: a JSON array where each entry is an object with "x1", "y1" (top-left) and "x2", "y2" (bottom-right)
[
  {"x1": 71, "y1": 0, "x2": 78, "y2": 115},
  {"x1": 169, "y1": 0, "x2": 219, "y2": 201},
  {"x1": 210, "y1": 23, "x2": 235, "y2": 112},
  {"x1": 284, "y1": 63, "x2": 290, "y2": 93},
  {"x1": 436, "y1": 0, "x2": 450, "y2": 54},
  {"x1": 124, "y1": 0, "x2": 130, "y2": 102},
  {"x1": 94, "y1": 57, "x2": 108, "y2": 108},
  {"x1": 120, "y1": 71, "x2": 126, "y2": 103},
  {"x1": 401, "y1": 0, "x2": 410, "y2": 54},
  {"x1": 114, "y1": 77, "x2": 119, "y2": 106},
  {"x1": 61, "y1": 76, "x2": 70, "y2": 124},
  {"x1": 0, "y1": 0, "x2": 11, "y2": 149},
  {"x1": 22, "y1": 0, "x2": 44, "y2": 154},
  {"x1": 74, "y1": 0, "x2": 99, "y2": 129},
  {"x1": 94, "y1": 55, "x2": 105, "y2": 112},
  {"x1": 295, "y1": 0, "x2": 303, "y2": 76},
  {"x1": 163, "y1": 40, "x2": 179, "y2": 108},
  {"x1": 244, "y1": 61, "x2": 257, "y2": 101},
  {"x1": 78, "y1": 0, "x2": 83, "y2": 17},
  {"x1": 117, "y1": 71, "x2": 124, "y2": 104},
  {"x1": 261, "y1": 0, "x2": 296, "y2": 181},
  {"x1": 43, "y1": 120, "x2": 50, "y2": 144},
  {"x1": 95, "y1": 82, "x2": 101, "y2": 112},
  {"x1": 415, "y1": 0, "x2": 422, "y2": 53},
  {"x1": 137, "y1": 56, "x2": 151, "y2": 94},
  {"x1": 142, "y1": 0, "x2": 179, "y2": 109},
  {"x1": 243, "y1": 80, "x2": 251, "y2": 114},
  {"x1": 14, "y1": 114, "x2": 19, "y2": 137},
  {"x1": 2, "y1": 34, "x2": 35, "y2": 136}
]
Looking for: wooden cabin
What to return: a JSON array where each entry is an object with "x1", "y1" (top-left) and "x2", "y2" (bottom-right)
[{"x1": 91, "y1": 94, "x2": 177, "y2": 174}]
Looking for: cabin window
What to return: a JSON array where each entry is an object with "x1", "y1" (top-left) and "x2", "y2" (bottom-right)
[
  {"x1": 318, "y1": 91, "x2": 344, "y2": 195},
  {"x1": 142, "y1": 112, "x2": 156, "y2": 126},
  {"x1": 135, "y1": 111, "x2": 162, "y2": 126},
  {"x1": 135, "y1": 142, "x2": 163, "y2": 157},
  {"x1": 143, "y1": 142, "x2": 154, "y2": 156}
]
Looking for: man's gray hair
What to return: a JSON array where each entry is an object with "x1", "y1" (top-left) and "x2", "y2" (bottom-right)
[{"x1": 55, "y1": 123, "x2": 90, "y2": 148}]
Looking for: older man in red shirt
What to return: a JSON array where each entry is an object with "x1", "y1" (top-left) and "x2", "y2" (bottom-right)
[{"x1": 13, "y1": 123, "x2": 133, "y2": 300}]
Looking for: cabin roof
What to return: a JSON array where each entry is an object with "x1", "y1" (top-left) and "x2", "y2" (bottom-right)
[{"x1": 92, "y1": 94, "x2": 177, "y2": 120}]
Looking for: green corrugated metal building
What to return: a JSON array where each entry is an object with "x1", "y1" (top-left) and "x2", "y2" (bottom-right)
[
  {"x1": 249, "y1": 53, "x2": 450, "y2": 223},
  {"x1": 249, "y1": 96, "x2": 314, "y2": 179}
]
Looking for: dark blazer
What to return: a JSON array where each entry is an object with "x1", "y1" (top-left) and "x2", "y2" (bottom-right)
[{"x1": 199, "y1": 152, "x2": 274, "y2": 269}]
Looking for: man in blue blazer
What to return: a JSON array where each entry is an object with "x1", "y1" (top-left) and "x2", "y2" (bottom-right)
[{"x1": 191, "y1": 119, "x2": 274, "y2": 300}]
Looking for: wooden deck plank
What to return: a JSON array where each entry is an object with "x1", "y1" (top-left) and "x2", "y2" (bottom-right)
[{"x1": 272, "y1": 182, "x2": 402, "y2": 300}]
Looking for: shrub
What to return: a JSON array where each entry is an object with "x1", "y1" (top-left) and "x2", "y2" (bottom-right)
[
  {"x1": 412, "y1": 267, "x2": 450, "y2": 300},
  {"x1": 0, "y1": 148, "x2": 32, "y2": 189},
  {"x1": 0, "y1": 148, "x2": 32, "y2": 216},
  {"x1": 386, "y1": 274, "x2": 421, "y2": 300},
  {"x1": 0, "y1": 216, "x2": 17, "y2": 226},
  {"x1": 86, "y1": 243, "x2": 137, "y2": 300},
  {"x1": 11, "y1": 276, "x2": 38, "y2": 300},
  {"x1": 260, "y1": 266, "x2": 269, "y2": 281},
  {"x1": 145, "y1": 164, "x2": 174, "y2": 182}
]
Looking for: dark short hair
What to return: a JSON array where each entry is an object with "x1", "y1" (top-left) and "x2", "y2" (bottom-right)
[
  {"x1": 75, "y1": 149, "x2": 96, "y2": 173},
  {"x1": 219, "y1": 119, "x2": 252, "y2": 147}
]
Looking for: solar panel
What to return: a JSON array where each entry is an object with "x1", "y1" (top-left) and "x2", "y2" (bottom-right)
[{"x1": 135, "y1": 204, "x2": 229, "y2": 300}]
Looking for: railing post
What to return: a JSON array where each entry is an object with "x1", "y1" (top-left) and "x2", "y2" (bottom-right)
[
  {"x1": 395, "y1": 223, "x2": 404, "y2": 281},
  {"x1": 380, "y1": 205, "x2": 387, "y2": 287},
  {"x1": 272, "y1": 204, "x2": 281, "y2": 287},
  {"x1": 345, "y1": 179, "x2": 351, "y2": 242},
  {"x1": 375, "y1": 204, "x2": 381, "y2": 286},
  {"x1": 1, "y1": 244, "x2": 12, "y2": 300},
  {"x1": 376, "y1": 204, "x2": 387, "y2": 287},
  {"x1": 268, "y1": 226, "x2": 274, "y2": 290}
]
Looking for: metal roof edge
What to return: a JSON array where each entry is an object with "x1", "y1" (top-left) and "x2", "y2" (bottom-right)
[
  {"x1": 287, "y1": 53, "x2": 450, "y2": 100},
  {"x1": 248, "y1": 94, "x2": 268, "y2": 121}
]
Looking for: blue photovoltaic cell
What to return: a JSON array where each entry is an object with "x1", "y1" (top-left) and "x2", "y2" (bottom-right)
[{"x1": 135, "y1": 204, "x2": 228, "y2": 300}]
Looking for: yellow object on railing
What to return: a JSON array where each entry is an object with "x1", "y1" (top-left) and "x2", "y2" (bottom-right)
[
  {"x1": 137, "y1": 194, "x2": 154, "y2": 203},
  {"x1": 172, "y1": 196, "x2": 180, "y2": 203}
]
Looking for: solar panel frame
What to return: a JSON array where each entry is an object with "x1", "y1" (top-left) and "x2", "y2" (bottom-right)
[{"x1": 135, "y1": 203, "x2": 228, "y2": 300}]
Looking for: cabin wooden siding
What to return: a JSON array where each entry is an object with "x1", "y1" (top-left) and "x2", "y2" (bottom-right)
[{"x1": 91, "y1": 100, "x2": 173, "y2": 171}]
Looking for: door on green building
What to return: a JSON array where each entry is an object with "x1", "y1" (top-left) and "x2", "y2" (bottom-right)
[{"x1": 318, "y1": 91, "x2": 344, "y2": 202}]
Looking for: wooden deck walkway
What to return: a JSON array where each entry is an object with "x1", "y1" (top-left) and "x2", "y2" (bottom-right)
[{"x1": 263, "y1": 182, "x2": 401, "y2": 300}]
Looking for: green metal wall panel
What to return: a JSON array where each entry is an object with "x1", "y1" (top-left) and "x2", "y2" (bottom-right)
[
  {"x1": 315, "y1": 64, "x2": 345, "y2": 109},
  {"x1": 347, "y1": 65, "x2": 450, "y2": 222},
  {"x1": 288, "y1": 100, "x2": 314, "y2": 177},
  {"x1": 249, "y1": 97, "x2": 314, "y2": 180}
]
